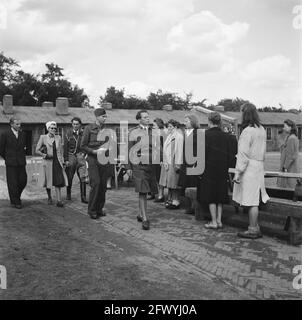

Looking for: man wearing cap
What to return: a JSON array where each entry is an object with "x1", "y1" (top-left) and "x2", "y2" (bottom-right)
[
  {"x1": 0, "y1": 117, "x2": 27, "y2": 209},
  {"x1": 81, "y1": 108, "x2": 113, "y2": 219}
]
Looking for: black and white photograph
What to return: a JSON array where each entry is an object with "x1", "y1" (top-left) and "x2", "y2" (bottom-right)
[{"x1": 0, "y1": 0, "x2": 302, "y2": 303}]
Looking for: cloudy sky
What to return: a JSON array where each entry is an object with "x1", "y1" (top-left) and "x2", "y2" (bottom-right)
[{"x1": 0, "y1": 0, "x2": 301, "y2": 109}]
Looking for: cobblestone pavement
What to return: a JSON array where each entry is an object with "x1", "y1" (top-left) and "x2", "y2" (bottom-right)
[{"x1": 65, "y1": 187, "x2": 302, "y2": 300}]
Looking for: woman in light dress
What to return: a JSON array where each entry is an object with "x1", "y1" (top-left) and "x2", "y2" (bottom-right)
[
  {"x1": 159, "y1": 119, "x2": 184, "y2": 209},
  {"x1": 36, "y1": 121, "x2": 68, "y2": 207},
  {"x1": 277, "y1": 119, "x2": 300, "y2": 189},
  {"x1": 233, "y1": 103, "x2": 269, "y2": 239}
]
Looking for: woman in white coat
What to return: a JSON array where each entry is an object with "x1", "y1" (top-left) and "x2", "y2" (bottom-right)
[
  {"x1": 159, "y1": 119, "x2": 184, "y2": 209},
  {"x1": 36, "y1": 121, "x2": 68, "y2": 207},
  {"x1": 233, "y1": 103, "x2": 269, "y2": 239}
]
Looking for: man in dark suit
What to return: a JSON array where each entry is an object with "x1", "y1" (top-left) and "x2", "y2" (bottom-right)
[{"x1": 0, "y1": 117, "x2": 27, "y2": 209}]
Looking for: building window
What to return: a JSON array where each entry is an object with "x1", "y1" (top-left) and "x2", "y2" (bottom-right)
[
  {"x1": 298, "y1": 127, "x2": 302, "y2": 140},
  {"x1": 266, "y1": 127, "x2": 272, "y2": 141}
]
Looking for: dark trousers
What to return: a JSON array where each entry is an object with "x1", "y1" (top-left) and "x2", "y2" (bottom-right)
[
  {"x1": 87, "y1": 156, "x2": 108, "y2": 216},
  {"x1": 6, "y1": 165, "x2": 27, "y2": 205},
  {"x1": 66, "y1": 153, "x2": 87, "y2": 187}
]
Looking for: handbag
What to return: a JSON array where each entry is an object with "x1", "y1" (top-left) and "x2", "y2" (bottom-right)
[{"x1": 39, "y1": 144, "x2": 47, "y2": 155}]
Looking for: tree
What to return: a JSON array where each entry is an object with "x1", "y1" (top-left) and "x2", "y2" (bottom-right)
[
  {"x1": 124, "y1": 95, "x2": 150, "y2": 109},
  {"x1": 0, "y1": 53, "x2": 87, "y2": 107},
  {"x1": 98, "y1": 86, "x2": 126, "y2": 108},
  {"x1": 41, "y1": 63, "x2": 64, "y2": 83},
  {"x1": 217, "y1": 97, "x2": 251, "y2": 112},
  {"x1": 0, "y1": 52, "x2": 19, "y2": 84},
  {"x1": 147, "y1": 90, "x2": 187, "y2": 110},
  {"x1": 10, "y1": 71, "x2": 41, "y2": 106},
  {"x1": 39, "y1": 63, "x2": 87, "y2": 107}
]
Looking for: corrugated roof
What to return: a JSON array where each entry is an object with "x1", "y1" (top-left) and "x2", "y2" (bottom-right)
[
  {"x1": 0, "y1": 106, "x2": 301, "y2": 125},
  {"x1": 0, "y1": 106, "x2": 210, "y2": 125},
  {"x1": 224, "y1": 112, "x2": 302, "y2": 125}
]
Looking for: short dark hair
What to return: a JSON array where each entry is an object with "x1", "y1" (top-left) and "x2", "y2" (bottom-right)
[
  {"x1": 154, "y1": 118, "x2": 165, "y2": 129},
  {"x1": 9, "y1": 116, "x2": 20, "y2": 126},
  {"x1": 241, "y1": 103, "x2": 261, "y2": 129},
  {"x1": 167, "y1": 119, "x2": 181, "y2": 128},
  {"x1": 71, "y1": 117, "x2": 82, "y2": 124},
  {"x1": 284, "y1": 119, "x2": 297, "y2": 136},
  {"x1": 208, "y1": 112, "x2": 221, "y2": 126},
  {"x1": 136, "y1": 110, "x2": 149, "y2": 120}
]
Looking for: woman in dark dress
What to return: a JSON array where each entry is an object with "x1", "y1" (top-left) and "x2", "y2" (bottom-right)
[
  {"x1": 197, "y1": 112, "x2": 230, "y2": 229},
  {"x1": 52, "y1": 141, "x2": 66, "y2": 188}
]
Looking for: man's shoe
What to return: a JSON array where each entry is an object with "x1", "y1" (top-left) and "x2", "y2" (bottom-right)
[
  {"x1": 81, "y1": 197, "x2": 88, "y2": 204},
  {"x1": 142, "y1": 220, "x2": 150, "y2": 230},
  {"x1": 137, "y1": 215, "x2": 143, "y2": 222},
  {"x1": 48, "y1": 198, "x2": 53, "y2": 205},
  {"x1": 15, "y1": 204, "x2": 22, "y2": 209},
  {"x1": 89, "y1": 213, "x2": 99, "y2": 220},
  {"x1": 56, "y1": 201, "x2": 64, "y2": 208},
  {"x1": 98, "y1": 210, "x2": 106, "y2": 217},
  {"x1": 237, "y1": 231, "x2": 262, "y2": 239}
]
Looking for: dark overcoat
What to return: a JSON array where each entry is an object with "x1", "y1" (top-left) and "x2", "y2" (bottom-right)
[
  {"x1": 0, "y1": 129, "x2": 26, "y2": 166},
  {"x1": 197, "y1": 127, "x2": 231, "y2": 204}
]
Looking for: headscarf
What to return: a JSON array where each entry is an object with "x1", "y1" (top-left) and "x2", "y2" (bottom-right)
[{"x1": 46, "y1": 121, "x2": 57, "y2": 131}]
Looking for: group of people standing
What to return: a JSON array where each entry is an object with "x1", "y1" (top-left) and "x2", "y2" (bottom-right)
[{"x1": 0, "y1": 103, "x2": 300, "y2": 240}]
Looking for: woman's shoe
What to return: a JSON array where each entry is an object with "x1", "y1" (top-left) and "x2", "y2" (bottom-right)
[
  {"x1": 142, "y1": 220, "x2": 150, "y2": 230},
  {"x1": 154, "y1": 196, "x2": 164, "y2": 203},
  {"x1": 204, "y1": 222, "x2": 218, "y2": 229},
  {"x1": 237, "y1": 230, "x2": 262, "y2": 239},
  {"x1": 47, "y1": 198, "x2": 53, "y2": 205},
  {"x1": 168, "y1": 203, "x2": 180, "y2": 210},
  {"x1": 137, "y1": 215, "x2": 143, "y2": 222},
  {"x1": 217, "y1": 222, "x2": 223, "y2": 229},
  {"x1": 56, "y1": 201, "x2": 64, "y2": 208},
  {"x1": 165, "y1": 200, "x2": 172, "y2": 208}
]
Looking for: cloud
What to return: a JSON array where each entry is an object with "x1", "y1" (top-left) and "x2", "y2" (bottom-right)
[
  {"x1": 18, "y1": 0, "x2": 143, "y2": 24},
  {"x1": 166, "y1": 11, "x2": 249, "y2": 73},
  {"x1": 241, "y1": 55, "x2": 293, "y2": 87}
]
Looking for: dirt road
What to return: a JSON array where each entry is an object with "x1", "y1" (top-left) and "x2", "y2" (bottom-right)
[{"x1": 0, "y1": 198, "x2": 249, "y2": 300}]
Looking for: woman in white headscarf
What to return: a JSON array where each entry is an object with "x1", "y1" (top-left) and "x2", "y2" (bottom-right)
[{"x1": 36, "y1": 121, "x2": 68, "y2": 206}]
